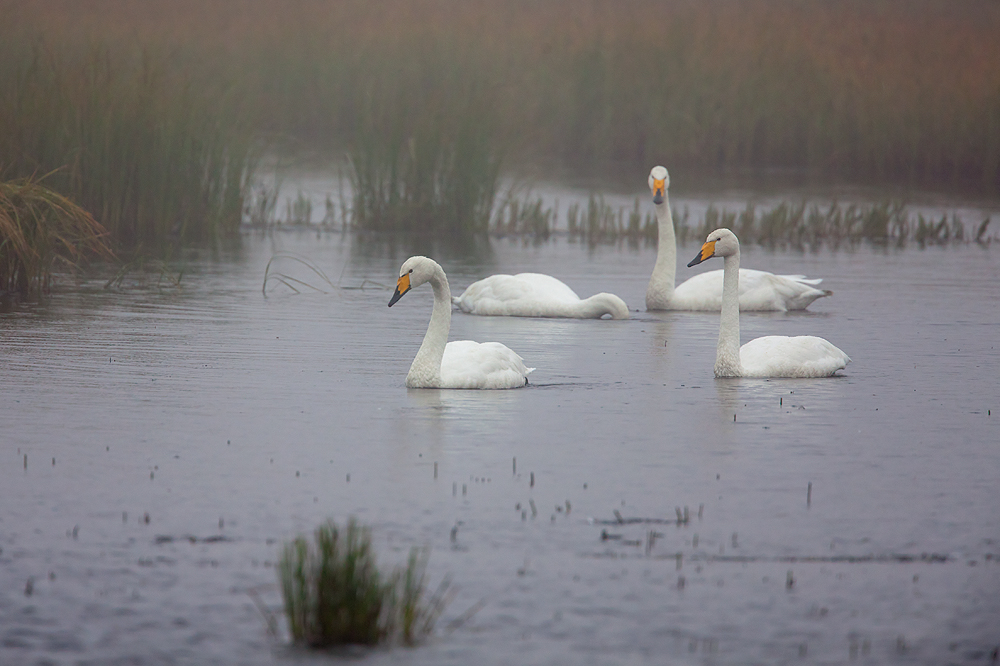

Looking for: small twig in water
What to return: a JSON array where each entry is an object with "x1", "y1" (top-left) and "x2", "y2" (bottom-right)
[
  {"x1": 262, "y1": 252, "x2": 337, "y2": 296},
  {"x1": 247, "y1": 586, "x2": 280, "y2": 639},
  {"x1": 445, "y1": 598, "x2": 487, "y2": 633}
]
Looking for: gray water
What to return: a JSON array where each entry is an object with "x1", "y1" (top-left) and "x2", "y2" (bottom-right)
[{"x1": 2, "y1": 229, "x2": 999, "y2": 665}]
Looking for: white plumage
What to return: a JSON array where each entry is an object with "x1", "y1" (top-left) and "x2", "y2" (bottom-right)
[
  {"x1": 388, "y1": 256, "x2": 534, "y2": 389},
  {"x1": 737, "y1": 336, "x2": 852, "y2": 379},
  {"x1": 687, "y1": 228, "x2": 851, "y2": 379},
  {"x1": 646, "y1": 165, "x2": 831, "y2": 312},
  {"x1": 453, "y1": 273, "x2": 629, "y2": 319}
]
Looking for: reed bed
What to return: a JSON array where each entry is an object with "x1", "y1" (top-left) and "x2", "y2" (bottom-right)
[
  {"x1": 0, "y1": 33, "x2": 256, "y2": 248},
  {"x1": 4, "y1": 0, "x2": 999, "y2": 246},
  {"x1": 0, "y1": 176, "x2": 113, "y2": 300},
  {"x1": 279, "y1": 518, "x2": 449, "y2": 648},
  {"x1": 697, "y1": 201, "x2": 992, "y2": 249},
  {"x1": 491, "y1": 194, "x2": 993, "y2": 249},
  {"x1": 344, "y1": 50, "x2": 503, "y2": 237}
]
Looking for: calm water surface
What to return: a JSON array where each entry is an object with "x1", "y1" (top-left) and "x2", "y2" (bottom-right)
[{"x1": 1, "y1": 229, "x2": 999, "y2": 665}]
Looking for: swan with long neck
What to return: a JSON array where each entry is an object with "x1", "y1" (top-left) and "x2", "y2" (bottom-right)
[
  {"x1": 453, "y1": 272, "x2": 628, "y2": 319},
  {"x1": 646, "y1": 166, "x2": 831, "y2": 311},
  {"x1": 687, "y1": 229, "x2": 850, "y2": 378},
  {"x1": 388, "y1": 256, "x2": 534, "y2": 389}
]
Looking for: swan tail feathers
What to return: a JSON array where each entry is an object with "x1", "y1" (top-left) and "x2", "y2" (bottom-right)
[{"x1": 777, "y1": 274, "x2": 824, "y2": 286}]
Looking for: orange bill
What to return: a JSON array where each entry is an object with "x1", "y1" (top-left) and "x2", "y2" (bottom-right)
[
  {"x1": 652, "y1": 178, "x2": 666, "y2": 204},
  {"x1": 388, "y1": 273, "x2": 411, "y2": 307},
  {"x1": 687, "y1": 240, "x2": 716, "y2": 267}
]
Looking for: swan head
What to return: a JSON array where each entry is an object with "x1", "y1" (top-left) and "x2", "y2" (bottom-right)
[
  {"x1": 648, "y1": 166, "x2": 670, "y2": 205},
  {"x1": 687, "y1": 228, "x2": 739, "y2": 267},
  {"x1": 388, "y1": 255, "x2": 439, "y2": 306}
]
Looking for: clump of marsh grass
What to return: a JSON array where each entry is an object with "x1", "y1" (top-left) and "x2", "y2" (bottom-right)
[
  {"x1": 344, "y1": 41, "x2": 503, "y2": 239},
  {"x1": 279, "y1": 518, "x2": 450, "y2": 648},
  {"x1": 0, "y1": 176, "x2": 113, "y2": 300},
  {"x1": 565, "y1": 195, "x2": 663, "y2": 246},
  {"x1": 346, "y1": 115, "x2": 502, "y2": 239},
  {"x1": 492, "y1": 195, "x2": 554, "y2": 240}
]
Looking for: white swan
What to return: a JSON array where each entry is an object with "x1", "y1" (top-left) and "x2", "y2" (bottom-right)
[
  {"x1": 687, "y1": 228, "x2": 850, "y2": 378},
  {"x1": 646, "y1": 166, "x2": 831, "y2": 311},
  {"x1": 388, "y1": 256, "x2": 534, "y2": 389},
  {"x1": 453, "y1": 273, "x2": 629, "y2": 319}
]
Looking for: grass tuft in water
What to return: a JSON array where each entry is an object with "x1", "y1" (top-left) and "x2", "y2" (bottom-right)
[
  {"x1": 0, "y1": 175, "x2": 114, "y2": 300},
  {"x1": 492, "y1": 194, "x2": 554, "y2": 241},
  {"x1": 278, "y1": 518, "x2": 449, "y2": 648}
]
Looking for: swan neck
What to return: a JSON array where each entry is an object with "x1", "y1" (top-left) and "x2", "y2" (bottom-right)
[
  {"x1": 408, "y1": 267, "x2": 451, "y2": 387},
  {"x1": 715, "y1": 251, "x2": 743, "y2": 377},
  {"x1": 580, "y1": 293, "x2": 629, "y2": 320},
  {"x1": 646, "y1": 196, "x2": 676, "y2": 308}
]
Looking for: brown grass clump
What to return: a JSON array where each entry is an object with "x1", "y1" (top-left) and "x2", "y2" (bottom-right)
[{"x1": 0, "y1": 176, "x2": 114, "y2": 300}]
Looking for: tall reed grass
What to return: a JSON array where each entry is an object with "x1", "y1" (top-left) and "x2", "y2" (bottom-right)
[
  {"x1": 0, "y1": 176, "x2": 113, "y2": 300},
  {"x1": 4, "y1": 0, "x2": 999, "y2": 248},
  {"x1": 0, "y1": 34, "x2": 256, "y2": 248},
  {"x1": 235, "y1": 0, "x2": 1000, "y2": 194},
  {"x1": 344, "y1": 43, "x2": 502, "y2": 237}
]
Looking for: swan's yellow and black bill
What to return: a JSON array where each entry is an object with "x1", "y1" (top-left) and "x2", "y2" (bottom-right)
[
  {"x1": 652, "y1": 178, "x2": 666, "y2": 205},
  {"x1": 388, "y1": 273, "x2": 411, "y2": 307},
  {"x1": 687, "y1": 240, "x2": 717, "y2": 267}
]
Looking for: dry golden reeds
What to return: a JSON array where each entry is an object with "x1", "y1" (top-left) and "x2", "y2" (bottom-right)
[{"x1": 0, "y1": 176, "x2": 114, "y2": 300}]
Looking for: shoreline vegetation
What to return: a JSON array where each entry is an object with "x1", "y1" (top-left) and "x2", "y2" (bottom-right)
[
  {"x1": 2, "y1": 0, "x2": 999, "y2": 248},
  {"x1": 248, "y1": 191, "x2": 995, "y2": 249},
  {"x1": 0, "y1": 175, "x2": 113, "y2": 301}
]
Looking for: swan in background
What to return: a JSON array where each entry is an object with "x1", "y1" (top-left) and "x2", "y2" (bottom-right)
[
  {"x1": 388, "y1": 256, "x2": 534, "y2": 389},
  {"x1": 453, "y1": 273, "x2": 629, "y2": 319},
  {"x1": 646, "y1": 165, "x2": 831, "y2": 311},
  {"x1": 687, "y1": 228, "x2": 850, "y2": 378}
]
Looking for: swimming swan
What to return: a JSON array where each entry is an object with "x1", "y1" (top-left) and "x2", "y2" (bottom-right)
[
  {"x1": 453, "y1": 273, "x2": 629, "y2": 319},
  {"x1": 388, "y1": 256, "x2": 534, "y2": 389},
  {"x1": 646, "y1": 166, "x2": 831, "y2": 311},
  {"x1": 687, "y1": 228, "x2": 850, "y2": 378}
]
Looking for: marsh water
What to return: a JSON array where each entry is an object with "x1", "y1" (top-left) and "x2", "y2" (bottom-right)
[{"x1": 2, "y1": 183, "x2": 1000, "y2": 665}]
